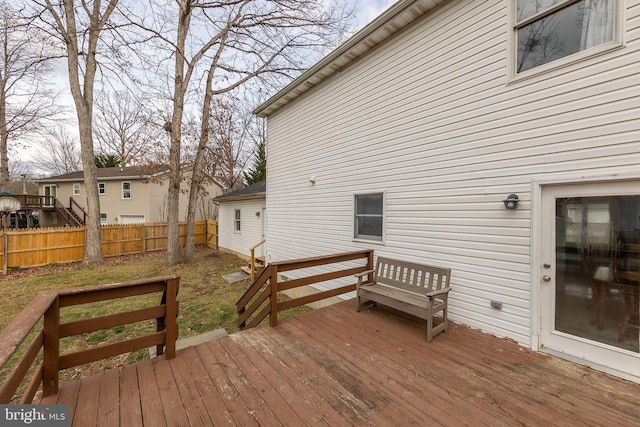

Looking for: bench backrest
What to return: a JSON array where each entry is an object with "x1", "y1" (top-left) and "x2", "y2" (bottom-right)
[{"x1": 375, "y1": 256, "x2": 451, "y2": 294}]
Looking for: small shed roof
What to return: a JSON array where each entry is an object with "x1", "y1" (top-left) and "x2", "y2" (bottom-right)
[{"x1": 213, "y1": 181, "x2": 266, "y2": 202}]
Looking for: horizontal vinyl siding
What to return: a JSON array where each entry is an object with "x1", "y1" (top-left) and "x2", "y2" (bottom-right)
[
  {"x1": 218, "y1": 199, "x2": 265, "y2": 258},
  {"x1": 266, "y1": 0, "x2": 640, "y2": 345}
]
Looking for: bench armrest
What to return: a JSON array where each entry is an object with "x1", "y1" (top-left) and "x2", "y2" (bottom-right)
[
  {"x1": 355, "y1": 270, "x2": 375, "y2": 288},
  {"x1": 425, "y1": 287, "x2": 451, "y2": 298},
  {"x1": 354, "y1": 270, "x2": 375, "y2": 278}
]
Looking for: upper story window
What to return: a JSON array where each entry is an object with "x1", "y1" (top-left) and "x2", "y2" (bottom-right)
[
  {"x1": 234, "y1": 209, "x2": 241, "y2": 232},
  {"x1": 98, "y1": 183, "x2": 106, "y2": 195},
  {"x1": 122, "y1": 182, "x2": 131, "y2": 199},
  {"x1": 354, "y1": 193, "x2": 384, "y2": 242},
  {"x1": 515, "y1": 0, "x2": 616, "y2": 74},
  {"x1": 73, "y1": 183, "x2": 80, "y2": 195}
]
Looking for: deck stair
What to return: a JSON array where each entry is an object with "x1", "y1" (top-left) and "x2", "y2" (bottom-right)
[{"x1": 241, "y1": 256, "x2": 265, "y2": 276}]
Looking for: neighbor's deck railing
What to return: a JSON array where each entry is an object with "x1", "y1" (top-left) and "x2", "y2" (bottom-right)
[
  {"x1": 236, "y1": 250, "x2": 374, "y2": 330},
  {"x1": 0, "y1": 276, "x2": 179, "y2": 404}
]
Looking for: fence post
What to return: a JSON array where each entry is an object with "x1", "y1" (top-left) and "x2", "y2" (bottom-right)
[
  {"x1": 42, "y1": 296, "x2": 60, "y2": 396},
  {"x1": 142, "y1": 225, "x2": 147, "y2": 254},
  {"x1": 2, "y1": 231, "x2": 6, "y2": 275},
  {"x1": 269, "y1": 265, "x2": 278, "y2": 327}
]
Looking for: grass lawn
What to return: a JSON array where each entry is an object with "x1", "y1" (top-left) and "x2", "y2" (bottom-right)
[{"x1": 0, "y1": 246, "x2": 310, "y2": 387}]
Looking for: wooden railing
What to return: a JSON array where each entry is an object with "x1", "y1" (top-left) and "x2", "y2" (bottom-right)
[
  {"x1": 53, "y1": 198, "x2": 83, "y2": 227},
  {"x1": 249, "y1": 239, "x2": 266, "y2": 282},
  {"x1": 236, "y1": 250, "x2": 373, "y2": 330},
  {"x1": 4, "y1": 194, "x2": 86, "y2": 226},
  {"x1": 0, "y1": 276, "x2": 179, "y2": 404},
  {"x1": 68, "y1": 197, "x2": 87, "y2": 225},
  {"x1": 9, "y1": 195, "x2": 56, "y2": 209}
]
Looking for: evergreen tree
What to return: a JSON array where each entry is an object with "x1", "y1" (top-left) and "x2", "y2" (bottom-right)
[
  {"x1": 243, "y1": 141, "x2": 266, "y2": 185},
  {"x1": 95, "y1": 153, "x2": 121, "y2": 168}
]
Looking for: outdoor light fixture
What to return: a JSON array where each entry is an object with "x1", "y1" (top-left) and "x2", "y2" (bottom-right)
[
  {"x1": 255, "y1": 211, "x2": 260, "y2": 217},
  {"x1": 503, "y1": 194, "x2": 519, "y2": 210}
]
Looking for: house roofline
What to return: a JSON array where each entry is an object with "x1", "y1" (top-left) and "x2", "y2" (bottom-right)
[
  {"x1": 253, "y1": 0, "x2": 442, "y2": 118},
  {"x1": 34, "y1": 175, "x2": 155, "y2": 183}
]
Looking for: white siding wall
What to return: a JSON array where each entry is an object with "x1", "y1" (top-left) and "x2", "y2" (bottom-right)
[
  {"x1": 218, "y1": 199, "x2": 266, "y2": 258},
  {"x1": 265, "y1": 0, "x2": 640, "y2": 346}
]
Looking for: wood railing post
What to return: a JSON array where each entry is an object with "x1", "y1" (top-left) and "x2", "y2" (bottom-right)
[
  {"x1": 367, "y1": 249, "x2": 374, "y2": 283},
  {"x1": 269, "y1": 265, "x2": 278, "y2": 327},
  {"x1": 42, "y1": 296, "x2": 60, "y2": 397},
  {"x1": 250, "y1": 247, "x2": 256, "y2": 282},
  {"x1": 164, "y1": 277, "x2": 179, "y2": 359}
]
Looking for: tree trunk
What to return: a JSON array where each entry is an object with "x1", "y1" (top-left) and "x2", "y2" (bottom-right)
[
  {"x1": 165, "y1": 113, "x2": 183, "y2": 266},
  {"x1": 165, "y1": 0, "x2": 192, "y2": 266},
  {"x1": 185, "y1": 59, "x2": 217, "y2": 261},
  {"x1": 53, "y1": 0, "x2": 115, "y2": 265},
  {"x1": 77, "y1": 104, "x2": 102, "y2": 264},
  {"x1": 0, "y1": 90, "x2": 8, "y2": 193}
]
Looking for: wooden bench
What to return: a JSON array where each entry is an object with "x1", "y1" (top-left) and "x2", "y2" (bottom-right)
[{"x1": 355, "y1": 256, "x2": 452, "y2": 342}]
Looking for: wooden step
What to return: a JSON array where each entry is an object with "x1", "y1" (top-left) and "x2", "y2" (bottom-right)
[{"x1": 241, "y1": 264, "x2": 265, "y2": 276}]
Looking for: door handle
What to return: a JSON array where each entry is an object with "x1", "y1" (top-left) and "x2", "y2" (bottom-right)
[{"x1": 542, "y1": 275, "x2": 551, "y2": 282}]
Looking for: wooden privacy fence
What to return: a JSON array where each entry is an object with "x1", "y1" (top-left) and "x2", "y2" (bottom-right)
[
  {"x1": 0, "y1": 276, "x2": 179, "y2": 404},
  {"x1": 0, "y1": 220, "x2": 218, "y2": 273},
  {"x1": 237, "y1": 250, "x2": 374, "y2": 330}
]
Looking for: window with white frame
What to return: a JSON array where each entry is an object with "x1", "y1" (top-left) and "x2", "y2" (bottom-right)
[
  {"x1": 234, "y1": 209, "x2": 241, "y2": 232},
  {"x1": 73, "y1": 183, "x2": 80, "y2": 195},
  {"x1": 515, "y1": 0, "x2": 616, "y2": 74},
  {"x1": 100, "y1": 213, "x2": 107, "y2": 224},
  {"x1": 98, "y1": 182, "x2": 106, "y2": 195},
  {"x1": 122, "y1": 182, "x2": 131, "y2": 199},
  {"x1": 354, "y1": 193, "x2": 384, "y2": 241}
]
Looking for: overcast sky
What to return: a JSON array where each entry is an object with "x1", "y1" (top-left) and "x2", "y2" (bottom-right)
[
  {"x1": 353, "y1": 0, "x2": 396, "y2": 29},
  {"x1": 22, "y1": 0, "x2": 398, "y2": 172}
]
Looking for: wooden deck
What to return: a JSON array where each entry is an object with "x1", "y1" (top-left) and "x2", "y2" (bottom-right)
[{"x1": 39, "y1": 301, "x2": 640, "y2": 426}]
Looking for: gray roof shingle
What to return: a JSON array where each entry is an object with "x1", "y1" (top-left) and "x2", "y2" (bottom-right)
[{"x1": 213, "y1": 181, "x2": 265, "y2": 202}]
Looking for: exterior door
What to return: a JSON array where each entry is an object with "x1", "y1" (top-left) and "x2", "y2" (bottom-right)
[
  {"x1": 43, "y1": 185, "x2": 57, "y2": 206},
  {"x1": 540, "y1": 181, "x2": 640, "y2": 378}
]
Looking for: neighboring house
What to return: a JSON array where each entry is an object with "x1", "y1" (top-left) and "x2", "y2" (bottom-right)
[
  {"x1": 35, "y1": 166, "x2": 223, "y2": 226},
  {"x1": 213, "y1": 181, "x2": 266, "y2": 259},
  {"x1": 254, "y1": 0, "x2": 640, "y2": 380}
]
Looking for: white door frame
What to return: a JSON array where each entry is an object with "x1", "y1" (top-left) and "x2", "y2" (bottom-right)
[{"x1": 532, "y1": 172, "x2": 640, "y2": 382}]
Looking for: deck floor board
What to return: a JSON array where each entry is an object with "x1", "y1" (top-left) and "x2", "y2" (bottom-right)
[
  {"x1": 48, "y1": 301, "x2": 640, "y2": 426},
  {"x1": 119, "y1": 364, "x2": 143, "y2": 427}
]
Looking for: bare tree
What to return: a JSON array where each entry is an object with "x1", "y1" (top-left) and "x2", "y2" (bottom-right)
[
  {"x1": 94, "y1": 89, "x2": 162, "y2": 166},
  {"x1": 199, "y1": 97, "x2": 252, "y2": 188},
  {"x1": 0, "y1": 2, "x2": 62, "y2": 192},
  {"x1": 7, "y1": 157, "x2": 35, "y2": 194},
  {"x1": 135, "y1": 0, "x2": 352, "y2": 264},
  {"x1": 34, "y1": 0, "x2": 121, "y2": 265},
  {"x1": 32, "y1": 126, "x2": 81, "y2": 175}
]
